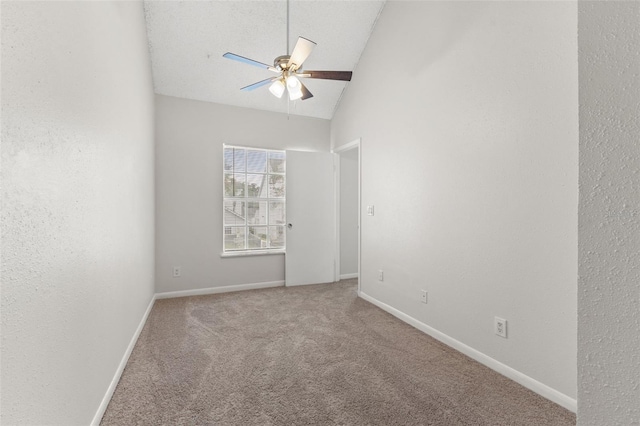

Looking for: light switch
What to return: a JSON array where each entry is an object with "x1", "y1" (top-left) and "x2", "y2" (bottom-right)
[{"x1": 367, "y1": 205, "x2": 375, "y2": 216}]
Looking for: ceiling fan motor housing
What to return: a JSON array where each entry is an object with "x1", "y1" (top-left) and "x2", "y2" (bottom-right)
[{"x1": 274, "y1": 55, "x2": 291, "y2": 71}]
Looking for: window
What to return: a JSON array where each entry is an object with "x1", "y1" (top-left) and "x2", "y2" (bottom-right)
[{"x1": 223, "y1": 145, "x2": 286, "y2": 252}]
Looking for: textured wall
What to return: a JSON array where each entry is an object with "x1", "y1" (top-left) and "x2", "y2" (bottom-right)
[
  {"x1": 1, "y1": 2, "x2": 155, "y2": 424},
  {"x1": 578, "y1": 2, "x2": 640, "y2": 424},
  {"x1": 155, "y1": 95, "x2": 330, "y2": 293},
  {"x1": 331, "y1": 1, "x2": 578, "y2": 402}
]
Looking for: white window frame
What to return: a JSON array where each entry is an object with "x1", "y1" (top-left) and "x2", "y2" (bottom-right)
[{"x1": 222, "y1": 145, "x2": 286, "y2": 255}]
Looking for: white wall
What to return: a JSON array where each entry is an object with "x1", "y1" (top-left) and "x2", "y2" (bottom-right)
[
  {"x1": 339, "y1": 147, "x2": 359, "y2": 277},
  {"x1": 155, "y1": 95, "x2": 330, "y2": 293},
  {"x1": 331, "y1": 1, "x2": 578, "y2": 403},
  {"x1": 1, "y1": 2, "x2": 155, "y2": 425},
  {"x1": 578, "y1": 2, "x2": 640, "y2": 424}
]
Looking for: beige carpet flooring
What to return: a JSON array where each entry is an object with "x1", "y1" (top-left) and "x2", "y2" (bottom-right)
[{"x1": 101, "y1": 279, "x2": 575, "y2": 425}]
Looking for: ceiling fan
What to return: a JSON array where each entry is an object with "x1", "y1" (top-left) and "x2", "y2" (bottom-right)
[{"x1": 223, "y1": 28, "x2": 352, "y2": 101}]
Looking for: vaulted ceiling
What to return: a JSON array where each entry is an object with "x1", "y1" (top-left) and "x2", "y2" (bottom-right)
[{"x1": 143, "y1": 1, "x2": 385, "y2": 120}]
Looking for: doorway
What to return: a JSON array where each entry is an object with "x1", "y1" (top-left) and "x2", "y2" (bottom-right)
[{"x1": 334, "y1": 139, "x2": 361, "y2": 292}]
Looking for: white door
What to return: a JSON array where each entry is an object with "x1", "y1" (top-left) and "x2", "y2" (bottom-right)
[{"x1": 285, "y1": 150, "x2": 336, "y2": 286}]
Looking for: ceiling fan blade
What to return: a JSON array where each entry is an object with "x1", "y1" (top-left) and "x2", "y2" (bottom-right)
[
  {"x1": 299, "y1": 71, "x2": 353, "y2": 81},
  {"x1": 287, "y1": 37, "x2": 316, "y2": 70},
  {"x1": 300, "y1": 81, "x2": 314, "y2": 100},
  {"x1": 223, "y1": 53, "x2": 278, "y2": 72},
  {"x1": 241, "y1": 77, "x2": 277, "y2": 91}
]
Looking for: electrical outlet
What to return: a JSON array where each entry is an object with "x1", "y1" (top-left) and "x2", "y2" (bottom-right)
[
  {"x1": 378, "y1": 270, "x2": 384, "y2": 281},
  {"x1": 173, "y1": 266, "x2": 181, "y2": 278},
  {"x1": 495, "y1": 317, "x2": 507, "y2": 338},
  {"x1": 421, "y1": 290, "x2": 428, "y2": 304}
]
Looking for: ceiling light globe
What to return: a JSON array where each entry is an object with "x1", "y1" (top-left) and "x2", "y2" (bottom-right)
[
  {"x1": 286, "y1": 75, "x2": 301, "y2": 90},
  {"x1": 288, "y1": 87, "x2": 303, "y2": 101},
  {"x1": 269, "y1": 80, "x2": 286, "y2": 98}
]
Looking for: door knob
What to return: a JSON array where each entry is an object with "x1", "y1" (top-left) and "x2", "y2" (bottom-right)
[{"x1": 287, "y1": 223, "x2": 293, "y2": 229}]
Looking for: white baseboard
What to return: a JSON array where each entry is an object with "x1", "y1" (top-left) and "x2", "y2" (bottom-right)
[
  {"x1": 91, "y1": 294, "x2": 156, "y2": 426},
  {"x1": 155, "y1": 280, "x2": 285, "y2": 299},
  {"x1": 358, "y1": 290, "x2": 577, "y2": 413},
  {"x1": 340, "y1": 273, "x2": 359, "y2": 280}
]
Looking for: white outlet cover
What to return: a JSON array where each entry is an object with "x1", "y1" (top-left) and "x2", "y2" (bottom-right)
[
  {"x1": 421, "y1": 290, "x2": 428, "y2": 304},
  {"x1": 495, "y1": 317, "x2": 507, "y2": 338}
]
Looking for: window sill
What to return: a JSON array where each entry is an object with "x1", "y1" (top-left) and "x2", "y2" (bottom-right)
[{"x1": 220, "y1": 250, "x2": 286, "y2": 258}]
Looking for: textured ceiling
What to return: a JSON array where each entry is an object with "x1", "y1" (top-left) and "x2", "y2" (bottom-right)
[{"x1": 143, "y1": 1, "x2": 385, "y2": 120}]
